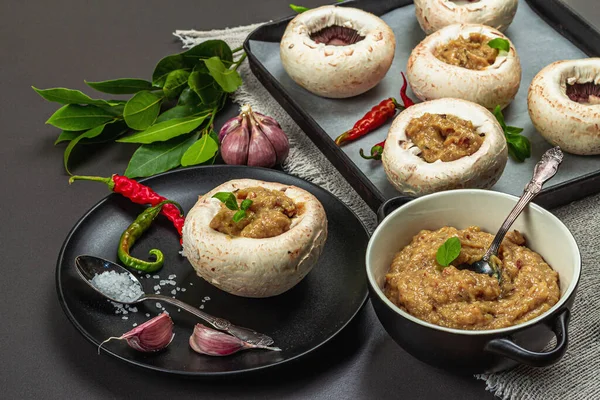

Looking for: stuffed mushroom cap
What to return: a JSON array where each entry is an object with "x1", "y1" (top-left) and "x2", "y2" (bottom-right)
[
  {"x1": 280, "y1": 5, "x2": 396, "y2": 98},
  {"x1": 382, "y1": 98, "x2": 508, "y2": 196},
  {"x1": 182, "y1": 179, "x2": 328, "y2": 298},
  {"x1": 407, "y1": 23, "x2": 521, "y2": 110},
  {"x1": 415, "y1": 0, "x2": 519, "y2": 35},
  {"x1": 528, "y1": 58, "x2": 600, "y2": 155}
]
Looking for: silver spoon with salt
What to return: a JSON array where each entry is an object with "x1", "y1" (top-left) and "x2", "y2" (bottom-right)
[
  {"x1": 75, "y1": 254, "x2": 275, "y2": 347},
  {"x1": 457, "y1": 146, "x2": 564, "y2": 279}
]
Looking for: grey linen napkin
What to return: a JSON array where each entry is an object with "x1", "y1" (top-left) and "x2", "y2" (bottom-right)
[{"x1": 174, "y1": 24, "x2": 600, "y2": 400}]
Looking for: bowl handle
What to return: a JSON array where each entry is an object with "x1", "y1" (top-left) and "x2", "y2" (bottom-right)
[
  {"x1": 377, "y1": 196, "x2": 414, "y2": 223},
  {"x1": 484, "y1": 309, "x2": 570, "y2": 367}
]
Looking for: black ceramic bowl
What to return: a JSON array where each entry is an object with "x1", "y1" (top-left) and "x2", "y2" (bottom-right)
[{"x1": 366, "y1": 190, "x2": 581, "y2": 374}]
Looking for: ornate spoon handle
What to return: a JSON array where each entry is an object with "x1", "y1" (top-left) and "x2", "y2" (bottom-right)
[
  {"x1": 482, "y1": 147, "x2": 564, "y2": 262},
  {"x1": 142, "y1": 294, "x2": 275, "y2": 346}
]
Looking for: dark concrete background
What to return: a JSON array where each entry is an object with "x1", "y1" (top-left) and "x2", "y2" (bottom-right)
[{"x1": 1, "y1": 0, "x2": 594, "y2": 398}]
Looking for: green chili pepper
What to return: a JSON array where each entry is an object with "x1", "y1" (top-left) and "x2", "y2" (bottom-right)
[{"x1": 118, "y1": 200, "x2": 183, "y2": 272}]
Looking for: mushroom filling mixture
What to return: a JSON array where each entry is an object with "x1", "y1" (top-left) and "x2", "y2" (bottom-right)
[
  {"x1": 210, "y1": 187, "x2": 297, "y2": 239},
  {"x1": 384, "y1": 226, "x2": 560, "y2": 330},
  {"x1": 405, "y1": 113, "x2": 484, "y2": 162},
  {"x1": 309, "y1": 25, "x2": 365, "y2": 46},
  {"x1": 434, "y1": 33, "x2": 498, "y2": 70},
  {"x1": 566, "y1": 82, "x2": 600, "y2": 105}
]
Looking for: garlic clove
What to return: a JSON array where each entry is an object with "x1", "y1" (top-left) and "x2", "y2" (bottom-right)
[
  {"x1": 189, "y1": 324, "x2": 281, "y2": 357},
  {"x1": 218, "y1": 114, "x2": 242, "y2": 142},
  {"x1": 99, "y1": 312, "x2": 174, "y2": 354},
  {"x1": 247, "y1": 119, "x2": 277, "y2": 168},
  {"x1": 254, "y1": 112, "x2": 290, "y2": 165},
  {"x1": 221, "y1": 114, "x2": 250, "y2": 165}
]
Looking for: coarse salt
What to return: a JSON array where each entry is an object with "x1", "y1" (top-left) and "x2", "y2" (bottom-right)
[{"x1": 91, "y1": 270, "x2": 143, "y2": 303}]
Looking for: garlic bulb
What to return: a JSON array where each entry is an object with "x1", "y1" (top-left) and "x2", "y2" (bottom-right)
[
  {"x1": 219, "y1": 104, "x2": 289, "y2": 168},
  {"x1": 98, "y1": 312, "x2": 174, "y2": 353},
  {"x1": 189, "y1": 324, "x2": 281, "y2": 356}
]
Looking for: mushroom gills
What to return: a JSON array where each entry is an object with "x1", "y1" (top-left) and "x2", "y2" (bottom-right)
[
  {"x1": 405, "y1": 113, "x2": 485, "y2": 162},
  {"x1": 566, "y1": 82, "x2": 600, "y2": 105},
  {"x1": 450, "y1": 0, "x2": 482, "y2": 4},
  {"x1": 434, "y1": 33, "x2": 498, "y2": 70},
  {"x1": 309, "y1": 25, "x2": 365, "y2": 46}
]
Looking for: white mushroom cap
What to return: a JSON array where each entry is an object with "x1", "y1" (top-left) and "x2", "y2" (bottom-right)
[
  {"x1": 280, "y1": 5, "x2": 395, "y2": 98},
  {"x1": 528, "y1": 58, "x2": 600, "y2": 155},
  {"x1": 414, "y1": 0, "x2": 519, "y2": 35},
  {"x1": 407, "y1": 23, "x2": 521, "y2": 110},
  {"x1": 382, "y1": 98, "x2": 508, "y2": 196},
  {"x1": 182, "y1": 179, "x2": 328, "y2": 298}
]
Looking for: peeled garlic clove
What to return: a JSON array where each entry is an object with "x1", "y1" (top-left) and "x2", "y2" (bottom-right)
[
  {"x1": 189, "y1": 324, "x2": 281, "y2": 356},
  {"x1": 247, "y1": 120, "x2": 277, "y2": 168},
  {"x1": 221, "y1": 114, "x2": 250, "y2": 165},
  {"x1": 254, "y1": 112, "x2": 290, "y2": 164},
  {"x1": 98, "y1": 312, "x2": 174, "y2": 354},
  {"x1": 219, "y1": 114, "x2": 241, "y2": 142}
]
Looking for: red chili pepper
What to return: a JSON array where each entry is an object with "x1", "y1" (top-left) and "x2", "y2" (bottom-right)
[
  {"x1": 334, "y1": 98, "x2": 403, "y2": 146},
  {"x1": 359, "y1": 140, "x2": 386, "y2": 160},
  {"x1": 400, "y1": 72, "x2": 415, "y2": 108},
  {"x1": 69, "y1": 175, "x2": 185, "y2": 239}
]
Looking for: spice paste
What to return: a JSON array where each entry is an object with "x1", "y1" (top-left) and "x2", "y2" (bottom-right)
[
  {"x1": 384, "y1": 226, "x2": 560, "y2": 330},
  {"x1": 406, "y1": 113, "x2": 484, "y2": 162},
  {"x1": 210, "y1": 187, "x2": 296, "y2": 238},
  {"x1": 434, "y1": 33, "x2": 498, "y2": 70}
]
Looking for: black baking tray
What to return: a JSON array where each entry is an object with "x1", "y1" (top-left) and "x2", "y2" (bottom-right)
[{"x1": 243, "y1": 0, "x2": 600, "y2": 211}]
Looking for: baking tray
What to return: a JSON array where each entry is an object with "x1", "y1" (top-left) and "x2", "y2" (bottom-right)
[{"x1": 244, "y1": 0, "x2": 600, "y2": 211}]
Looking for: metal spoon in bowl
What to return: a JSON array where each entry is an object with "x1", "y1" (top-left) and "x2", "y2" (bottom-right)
[
  {"x1": 457, "y1": 147, "x2": 564, "y2": 280},
  {"x1": 75, "y1": 254, "x2": 275, "y2": 347}
]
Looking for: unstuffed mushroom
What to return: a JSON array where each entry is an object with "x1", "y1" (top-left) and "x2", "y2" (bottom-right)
[
  {"x1": 382, "y1": 98, "x2": 508, "y2": 196},
  {"x1": 182, "y1": 179, "x2": 328, "y2": 298},
  {"x1": 280, "y1": 5, "x2": 396, "y2": 98},
  {"x1": 528, "y1": 58, "x2": 600, "y2": 155},
  {"x1": 414, "y1": 0, "x2": 519, "y2": 35},
  {"x1": 407, "y1": 23, "x2": 521, "y2": 110}
]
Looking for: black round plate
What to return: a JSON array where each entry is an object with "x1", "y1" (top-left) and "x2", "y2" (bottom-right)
[{"x1": 56, "y1": 165, "x2": 369, "y2": 376}]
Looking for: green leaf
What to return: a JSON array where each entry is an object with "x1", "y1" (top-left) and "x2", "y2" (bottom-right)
[
  {"x1": 81, "y1": 121, "x2": 128, "y2": 144},
  {"x1": 152, "y1": 40, "x2": 233, "y2": 86},
  {"x1": 63, "y1": 124, "x2": 106, "y2": 174},
  {"x1": 507, "y1": 135, "x2": 531, "y2": 162},
  {"x1": 85, "y1": 79, "x2": 155, "y2": 95},
  {"x1": 180, "y1": 132, "x2": 219, "y2": 166},
  {"x1": 46, "y1": 104, "x2": 114, "y2": 130},
  {"x1": 156, "y1": 104, "x2": 208, "y2": 123},
  {"x1": 212, "y1": 192, "x2": 238, "y2": 211},
  {"x1": 240, "y1": 199, "x2": 253, "y2": 211},
  {"x1": 505, "y1": 126, "x2": 524, "y2": 135},
  {"x1": 163, "y1": 69, "x2": 190, "y2": 99},
  {"x1": 204, "y1": 57, "x2": 242, "y2": 93},
  {"x1": 54, "y1": 130, "x2": 81, "y2": 145},
  {"x1": 492, "y1": 105, "x2": 507, "y2": 130},
  {"x1": 32, "y1": 86, "x2": 118, "y2": 107},
  {"x1": 123, "y1": 91, "x2": 163, "y2": 130},
  {"x1": 188, "y1": 70, "x2": 223, "y2": 106},
  {"x1": 232, "y1": 210, "x2": 247, "y2": 223},
  {"x1": 178, "y1": 87, "x2": 201, "y2": 106},
  {"x1": 436, "y1": 237, "x2": 462, "y2": 267},
  {"x1": 117, "y1": 114, "x2": 208, "y2": 144},
  {"x1": 124, "y1": 132, "x2": 199, "y2": 178},
  {"x1": 289, "y1": 4, "x2": 309, "y2": 13},
  {"x1": 488, "y1": 38, "x2": 510, "y2": 53}
]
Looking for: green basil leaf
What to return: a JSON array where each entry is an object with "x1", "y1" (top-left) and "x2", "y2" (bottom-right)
[
  {"x1": 204, "y1": 57, "x2": 242, "y2": 93},
  {"x1": 63, "y1": 124, "x2": 106, "y2": 174},
  {"x1": 492, "y1": 105, "x2": 507, "y2": 130},
  {"x1": 54, "y1": 130, "x2": 81, "y2": 145},
  {"x1": 32, "y1": 86, "x2": 118, "y2": 107},
  {"x1": 240, "y1": 199, "x2": 253, "y2": 211},
  {"x1": 289, "y1": 4, "x2": 309, "y2": 13},
  {"x1": 436, "y1": 237, "x2": 462, "y2": 267},
  {"x1": 507, "y1": 135, "x2": 531, "y2": 162},
  {"x1": 117, "y1": 114, "x2": 208, "y2": 144},
  {"x1": 124, "y1": 132, "x2": 199, "y2": 178},
  {"x1": 85, "y1": 79, "x2": 155, "y2": 95},
  {"x1": 505, "y1": 126, "x2": 524, "y2": 135},
  {"x1": 178, "y1": 87, "x2": 201, "y2": 106},
  {"x1": 232, "y1": 210, "x2": 247, "y2": 223},
  {"x1": 188, "y1": 70, "x2": 224, "y2": 106},
  {"x1": 212, "y1": 192, "x2": 238, "y2": 211},
  {"x1": 46, "y1": 104, "x2": 114, "y2": 130},
  {"x1": 488, "y1": 38, "x2": 510, "y2": 53},
  {"x1": 180, "y1": 132, "x2": 219, "y2": 166},
  {"x1": 163, "y1": 69, "x2": 191, "y2": 100},
  {"x1": 123, "y1": 91, "x2": 163, "y2": 130}
]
